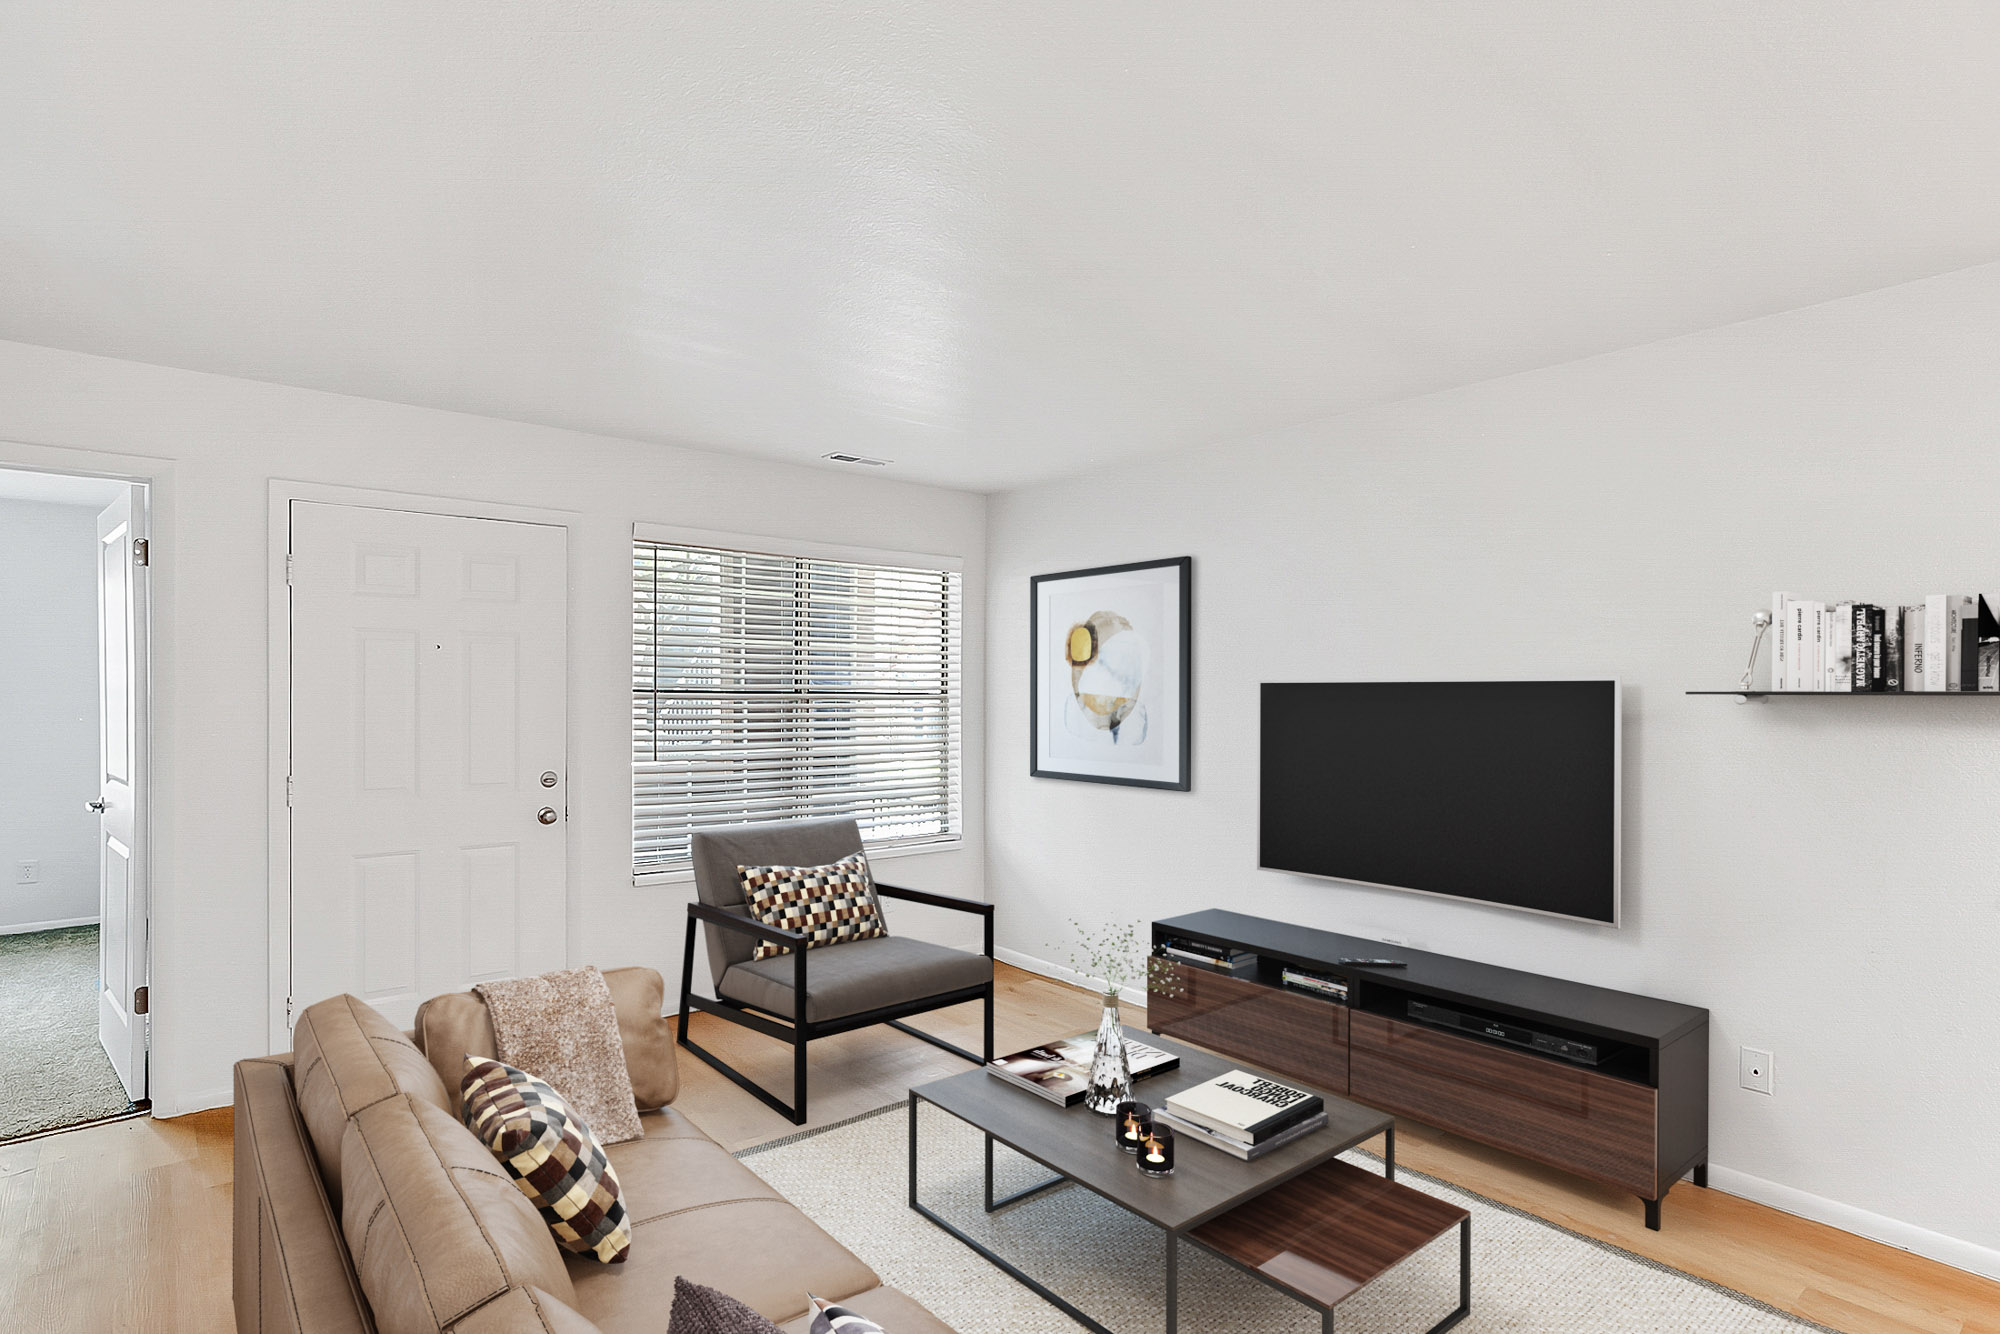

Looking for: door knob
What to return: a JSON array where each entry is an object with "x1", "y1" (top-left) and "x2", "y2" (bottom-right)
[
  {"x1": 537, "y1": 807, "x2": 559, "y2": 825},
  {"x1": 87, "y1": 798, "x2": 107, "y2": 814}
]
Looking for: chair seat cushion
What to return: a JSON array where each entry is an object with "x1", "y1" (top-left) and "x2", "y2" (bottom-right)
[{"x1": 715, "y1": 936, "x2": 991, "y2": 1025}]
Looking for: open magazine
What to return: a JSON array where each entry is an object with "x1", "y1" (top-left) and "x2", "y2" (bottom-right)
[{"x1": 986, "y1": 1031, "x2": 1181, "y2": 1106}]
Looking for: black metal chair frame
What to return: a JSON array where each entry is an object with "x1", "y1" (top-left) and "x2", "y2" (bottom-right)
[{"x1": 676, "y1": 881, "x2": 996, "y2": 1124}]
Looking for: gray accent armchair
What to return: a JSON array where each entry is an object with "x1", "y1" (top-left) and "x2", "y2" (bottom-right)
[{"x1": 676, "y1": 818, "x2": 995, "y2": 1124}]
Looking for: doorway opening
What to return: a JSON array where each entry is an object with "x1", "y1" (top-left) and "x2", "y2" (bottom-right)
[{"x1": 0, "y1": 466, "x2": 151, "y2": 1142}]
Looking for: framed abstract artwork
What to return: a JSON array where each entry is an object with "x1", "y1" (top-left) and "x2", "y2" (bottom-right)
[{"x1": 1030, "y1": 556, "x2": 1191, "y2": 789}]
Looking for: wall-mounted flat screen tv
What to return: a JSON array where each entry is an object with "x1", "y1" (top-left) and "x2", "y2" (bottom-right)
[{"x1": 1260, "y1": 680, "x2": 1621, "y2": 925}]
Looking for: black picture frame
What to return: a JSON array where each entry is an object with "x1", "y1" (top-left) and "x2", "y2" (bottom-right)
[{"x1": 1029, "y1": 556, "x2": 1192, "y2": 790}]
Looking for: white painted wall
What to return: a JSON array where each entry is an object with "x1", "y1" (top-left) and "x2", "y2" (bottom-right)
[
  {"x1": 0, "y1": 339, "x2": 988, "y2": 1116},
  {"x1": 0, "y1": 498, "x2": 101, "y2": 933},
  {"x1": 987, "y1": 262, "x2": 2000, "y2": 1273}
]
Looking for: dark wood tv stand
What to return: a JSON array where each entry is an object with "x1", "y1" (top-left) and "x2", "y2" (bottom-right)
[{"x1": 1149, "y1": 909, "x2": 1709, "y2": 1230}]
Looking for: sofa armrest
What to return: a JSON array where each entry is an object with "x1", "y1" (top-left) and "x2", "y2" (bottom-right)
[{"x1": 233, "y1": 1057, "x2": 374, "y2": 1334}]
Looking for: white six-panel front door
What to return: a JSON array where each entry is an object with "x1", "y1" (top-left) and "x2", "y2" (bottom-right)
[{"x1": 287, "y1": 502, "x2": 568, "y2": 1030}]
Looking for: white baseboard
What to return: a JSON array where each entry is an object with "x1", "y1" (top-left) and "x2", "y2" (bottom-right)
[
  {"x1": 996, "y1": 945, "x2": 1147, "y2": 1009},
  {"x1": 0, "y1": 914, "x2": 101, "y2": 936},
  {"x1": 1000, "y1": 945, "x2": 2000, "y2": 1282},
  {"x1": 1705, "y1": 1164, "x2": 2000, "y2": 1281},
  {"x1": 1000, "y1": 948, "x2": 1160, "y2": 1012}
]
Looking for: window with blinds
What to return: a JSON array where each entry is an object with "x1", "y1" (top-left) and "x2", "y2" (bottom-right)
[{"x1": 632, "y1": 536, "x2": 962, "y2": 875}]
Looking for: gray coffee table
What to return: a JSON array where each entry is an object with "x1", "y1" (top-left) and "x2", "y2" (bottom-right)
[{"x1": 908, "y1": 1028, "x2": 1427, "y2": 1334}]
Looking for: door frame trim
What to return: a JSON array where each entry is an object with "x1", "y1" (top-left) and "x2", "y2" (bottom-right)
[
  {"x1": 266, "y1": 480, "x2": 579, "y2": 1053},
  {"x1": 0, "y1": 444, "x2": 166, "y2": 1107}
]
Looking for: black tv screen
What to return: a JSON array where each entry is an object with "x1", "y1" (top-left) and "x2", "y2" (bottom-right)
[{"x1": 1259, "y1": 681, "x2": 1621, "y2": 924}]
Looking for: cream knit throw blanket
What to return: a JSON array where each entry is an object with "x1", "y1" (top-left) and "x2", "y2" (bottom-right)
[{"x1": 474, "y1": 965, "x2": 644, "y2": 1144}]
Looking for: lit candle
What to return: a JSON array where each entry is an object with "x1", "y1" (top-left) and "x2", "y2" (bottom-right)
[
  {"x1": 1137, "y1": 1123, "x2": 1175, "y2": 1177},
  {"x1": 1115, "y1": 1099, "x2": 1151, "y2": 1153}
]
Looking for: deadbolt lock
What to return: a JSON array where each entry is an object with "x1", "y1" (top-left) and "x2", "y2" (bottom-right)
[{"x1": 540, "y1": 771, "x2": 559, "y2": 788}]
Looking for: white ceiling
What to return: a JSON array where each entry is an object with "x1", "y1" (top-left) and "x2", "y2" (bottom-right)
[{"x1": 5, "y1": 4, "x2": 2000, "y2": 492}]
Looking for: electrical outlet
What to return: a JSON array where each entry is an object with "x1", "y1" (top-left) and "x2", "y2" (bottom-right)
[
  {"x1": 1739, "y1": 1047, "x2": 1774, "y2": 1095},
  {"x1": 15, "y1": 861, "x2": 38, "y2": 885}
]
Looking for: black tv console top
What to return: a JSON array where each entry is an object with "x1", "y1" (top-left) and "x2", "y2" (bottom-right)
[{"x1": 1156, "y1": 909, "x2": 1706, "y2": 1049}]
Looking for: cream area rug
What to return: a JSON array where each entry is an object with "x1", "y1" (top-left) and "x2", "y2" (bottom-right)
[{"x1": 740, "y1": 1101, "x2": 1838, "y2": 1334}]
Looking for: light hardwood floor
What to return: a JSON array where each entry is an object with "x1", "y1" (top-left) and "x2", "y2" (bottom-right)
[{"x1": 5, "y1": 963, "x2": 1994, "y2": 1333}]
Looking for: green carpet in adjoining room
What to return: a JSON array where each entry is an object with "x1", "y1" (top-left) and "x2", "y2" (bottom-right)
[{"x1": 0, "y1": 925, "x2": 135, "y2": 1140}]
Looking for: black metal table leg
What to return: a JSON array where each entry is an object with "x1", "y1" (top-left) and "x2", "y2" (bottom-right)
[
  {"x1": 1384, "y1": 1123, "x2": 1396, "y2": 1181},
  {"x1": 984, "y1": 1131, "x2": 1066, "y2": 1213},
  {"x1": 908, "y1": 1095, "x2": 1122, "y2": 1334},
  {"x1": 1420, "y1": 1215, "x2": 1472, "y2": 1334},
  {"x1": 1165, "y1": 1226, "x2": 1178, "y2": 1334}
]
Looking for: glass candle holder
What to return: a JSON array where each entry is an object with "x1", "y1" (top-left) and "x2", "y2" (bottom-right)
[
  {"x1": 1115, "y1": 1100, "x2": 1152, "y2": 1154},
  {"x1": 1137, "y1": 1123, "x2": 1175, "y2": 1177}
]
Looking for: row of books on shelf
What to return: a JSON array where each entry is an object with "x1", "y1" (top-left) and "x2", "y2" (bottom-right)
[
  {"x1": 1158, "y1": 1069, "x2": 1326, "y2": 1162},
  {"x1": 1770, "y1": 593, "x2": 2000, "y2": 692}
]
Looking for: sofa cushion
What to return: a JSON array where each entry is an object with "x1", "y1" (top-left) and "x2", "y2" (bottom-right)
[
  {"x1": 293, "y1": 993, "x2": 453, "y2": 1206},
  {"x1": 415, "y1": 967, "x2": 677, "y2": 1119},
  {"x1": 738, "y1": 852, "x2": 886, "y2": 961},
  {"x1": 448, "y1": 1286, "x2": 604, "y2": 1334},
  {"x1": 462, "y1": 1057, "x2": 632, "y2": 1264},
  {"x1": 715, "y1": 936, "x2": 991, "y2": 1024},
  {"x1": 563, "y1": 1111, "x2": 877, "y2": 1330},
  {"x1": 775, "y1": 1288, "x2": 955, "y2": 1334},
  {"x1": 341, "y1": 1095, "x2": 577, "y2": 1334}
]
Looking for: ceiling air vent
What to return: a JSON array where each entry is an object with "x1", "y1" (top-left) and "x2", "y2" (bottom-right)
[{"x1": 821, "y1": 452, "x2": 892, "y2": 467}]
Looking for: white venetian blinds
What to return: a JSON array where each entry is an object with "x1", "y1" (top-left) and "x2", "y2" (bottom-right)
[{"x1": 632, "y1": 536, "x2": 962, "y2": 874}]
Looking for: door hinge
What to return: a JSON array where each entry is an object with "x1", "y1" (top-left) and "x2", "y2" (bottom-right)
[
  {"x1": 284, "y1": 553, "x2": 294, "y2": 585},
  {"x1": 133, "y1": 537, "x2": 149, "y2": 567},
  {"x1": 285, "y1": 997, "x2": 295, "y2": 1028},
  {"x1": 133, "y1": 985, "x2": 149, "y2": 1015},
  {"x1": 286, "y1": 775, "x2": 295, "y2": 807}
]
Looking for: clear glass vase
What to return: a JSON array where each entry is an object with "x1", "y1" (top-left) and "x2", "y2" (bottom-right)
[{"x1": 1084, "y1": 994, "x2": 1133, "y2": 1114}]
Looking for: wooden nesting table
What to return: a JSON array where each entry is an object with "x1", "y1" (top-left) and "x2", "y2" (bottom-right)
[{"x1": 908, "y1": 1029, "x2": 1470, "y2": 1334}]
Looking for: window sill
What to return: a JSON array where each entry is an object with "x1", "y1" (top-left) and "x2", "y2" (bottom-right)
[{"x1": 632, "y1": 836, "x2": 968, "y2": 889}]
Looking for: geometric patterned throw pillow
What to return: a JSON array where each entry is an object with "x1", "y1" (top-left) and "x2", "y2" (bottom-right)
[
  {"x1": 806, "y1": 1293, "x2": 887, "y2": 1334},
  {"x1": 738, "y1": 851, "x2": 887, "y2": 962},
  {"x1": 460, "y1": 1056, "x2": 632, "y2": 1263}
]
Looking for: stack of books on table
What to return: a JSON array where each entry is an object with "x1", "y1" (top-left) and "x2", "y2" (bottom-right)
[
  {"x1": 1770, "y1": 593, "x2": 2000, "y2": 692},
  {"x1": 1155, "y1": 1069, "x2": 1327, "y2": 1162},
  {"x1": 985, "y1": 1032, "x2": 1181, "y2": 1107}
]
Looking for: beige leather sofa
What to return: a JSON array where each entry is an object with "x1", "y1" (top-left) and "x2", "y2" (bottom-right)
[{"x1": 233, "y1": 967, "x2": 955, "y2": 1334}]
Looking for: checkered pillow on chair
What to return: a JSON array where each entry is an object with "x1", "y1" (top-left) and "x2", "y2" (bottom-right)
[
  {"x1": 460, "y1": 1056, "x2": 632, "y2": 1263},
  {"x1": 738, "y1": 851, "x2": 888, "y2": 961}
]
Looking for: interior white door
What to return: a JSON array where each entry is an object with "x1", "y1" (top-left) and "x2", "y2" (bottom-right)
[
  {"x1": 95, "y1": 486, "x2": 149, "y2": 1103},
  {"x1": 287, "y1": 502, "x2": 568, "y2": 1030}
]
